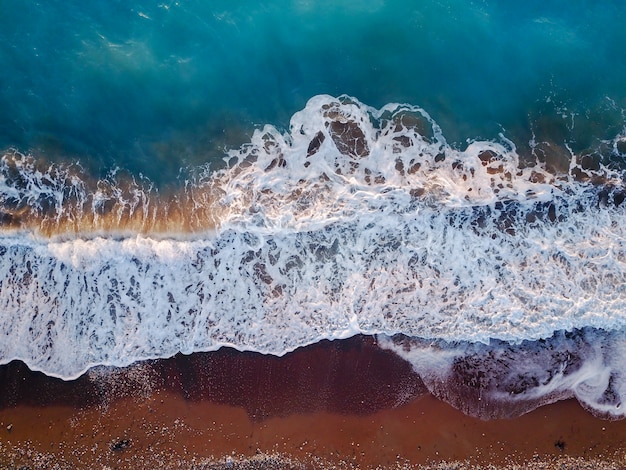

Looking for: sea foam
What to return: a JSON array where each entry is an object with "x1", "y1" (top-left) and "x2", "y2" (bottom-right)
[{"x1": 1, "y1": 95, "x2": 626, "y2": 417}]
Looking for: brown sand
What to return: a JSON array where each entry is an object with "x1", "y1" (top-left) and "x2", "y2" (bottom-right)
[{"x1": 1, "y1": 336, "x2": 625, "y2": 469}]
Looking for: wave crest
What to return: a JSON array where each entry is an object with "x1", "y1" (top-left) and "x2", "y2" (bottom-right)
[{"x1": 1, "y1": 96, "x2": 626, "y2": 421}]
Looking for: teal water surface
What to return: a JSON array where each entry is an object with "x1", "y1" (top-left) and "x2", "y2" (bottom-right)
[{"x1": 1, "y1": 0, "x2": 625, "y2": 182}]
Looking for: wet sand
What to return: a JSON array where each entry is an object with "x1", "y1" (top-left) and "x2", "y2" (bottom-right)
[{"x1": 1, "y1": 336, "x2": 625, "y2": 469}]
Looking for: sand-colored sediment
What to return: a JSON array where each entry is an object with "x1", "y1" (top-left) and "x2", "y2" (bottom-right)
[{"x1": 1, "y1": 337, "x2": 625, "y2": 469}]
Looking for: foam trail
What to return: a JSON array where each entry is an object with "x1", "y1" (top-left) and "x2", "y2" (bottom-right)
[
  {"x1": 0, "y1": 151, "x2": 223, "y2": 237},
  {"x1": 379, "y1": 329, "x2": 626, "y2": 420},
  {"x1": 1, "y1": 95, "x2": 626, "y2": 419}
]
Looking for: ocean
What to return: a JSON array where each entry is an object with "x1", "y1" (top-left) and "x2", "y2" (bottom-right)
[{"x1": 1, "y1": 0, "x2": 626, "y2": 419}]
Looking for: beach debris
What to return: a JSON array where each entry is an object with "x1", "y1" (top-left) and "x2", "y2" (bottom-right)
[
  {"x1": 111, "y1": 438, "x2": 132, "y2": 452},
  {"x1": 554, "y1": 439, "x2": 566, "y2": 451}
]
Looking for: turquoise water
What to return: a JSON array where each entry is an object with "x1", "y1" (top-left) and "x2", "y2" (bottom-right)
[{"x1": 1, "y1": 1, "x2": 625, "y2": 182}]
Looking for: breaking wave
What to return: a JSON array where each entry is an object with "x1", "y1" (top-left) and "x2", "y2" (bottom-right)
[{"x1": 1, "y1": 95, "x2": 626, "y2": 418}]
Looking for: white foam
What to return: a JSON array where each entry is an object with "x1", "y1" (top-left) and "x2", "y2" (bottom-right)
[
  {"x1": 380, "y1": 329, "x2": 626, "y2": 419},
  {"x1": 1, "y1": 95, "x2": 626, "y2": 420}
]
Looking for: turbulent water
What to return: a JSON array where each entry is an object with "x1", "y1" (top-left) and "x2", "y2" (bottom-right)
[{"x1": 1, "y1": 1, "x2": 626, "y2": 419}]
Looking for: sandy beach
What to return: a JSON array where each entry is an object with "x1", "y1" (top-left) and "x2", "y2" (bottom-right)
[{"x1": 1, "y1": 336, "x2": 625, "y2": 469}]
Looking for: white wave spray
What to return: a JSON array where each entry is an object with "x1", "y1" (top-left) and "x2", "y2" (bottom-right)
[{"x1": 1, "y1": 95, "x2": 626, "y2": 418}]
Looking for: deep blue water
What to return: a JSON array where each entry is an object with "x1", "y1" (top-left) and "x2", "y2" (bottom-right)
[{"x1": 1, "y1": 0, "x2": 625, "y2": 182}]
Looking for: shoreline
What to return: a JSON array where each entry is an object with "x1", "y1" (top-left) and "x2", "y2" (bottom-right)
[{"x1": 1, "y1": 336, "x2": 625, "y2": 468}]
